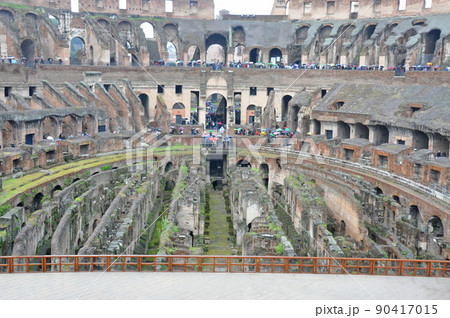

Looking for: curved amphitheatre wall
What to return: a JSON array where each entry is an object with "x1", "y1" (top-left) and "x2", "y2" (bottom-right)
[{"x1": 0, "y1": 2, "x2": 448, "y2": 263}]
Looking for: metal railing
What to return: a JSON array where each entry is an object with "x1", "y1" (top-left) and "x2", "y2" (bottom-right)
[
  {"x1": 256, "y1": 146, "x2": 450, "y2": 203},
  {"x1": 0, "y1": 255, "x2": 448, "y2": 277}
]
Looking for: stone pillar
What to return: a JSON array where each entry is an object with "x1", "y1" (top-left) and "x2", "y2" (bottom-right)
[
  {"x1": 340, "y1": 55, "x2": 347, "y2": 65},
  {"x1": 379, "y1": 55, "x2": 386, "y2": 67},
  {"x1": 301, "y1": 55, "x2": 308, "y2": 64},
  {"x1": 198, "y1": 96, "x2": 206, "y2": 126}
]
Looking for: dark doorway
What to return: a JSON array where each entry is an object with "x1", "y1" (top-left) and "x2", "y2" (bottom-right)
[{"x1": 210, "y1": 160, "x2": 224, "y2": 177}]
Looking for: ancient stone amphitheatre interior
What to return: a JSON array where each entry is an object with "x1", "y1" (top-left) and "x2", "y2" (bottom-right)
[{"x1": 0, "y1": 0, "x2": 449, "y2": 284}]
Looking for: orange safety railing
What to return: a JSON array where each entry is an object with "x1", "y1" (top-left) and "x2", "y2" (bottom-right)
[{"x1": 0, "y1": 255, "x2": 448, "y2": 277}]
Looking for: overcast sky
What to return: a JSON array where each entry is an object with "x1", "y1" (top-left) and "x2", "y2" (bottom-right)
[{"x1": 214, "y1": 0, "x2": 274, "y2": 17}]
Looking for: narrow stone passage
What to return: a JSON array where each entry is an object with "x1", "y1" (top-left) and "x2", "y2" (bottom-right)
[{"x1": 204, "y1": 190, "x2": 234, "y2": 256}]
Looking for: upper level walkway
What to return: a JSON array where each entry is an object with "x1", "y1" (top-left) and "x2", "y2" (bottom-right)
[{"x1": 0, "y1": 272, "x2": 448, "y2": 300}]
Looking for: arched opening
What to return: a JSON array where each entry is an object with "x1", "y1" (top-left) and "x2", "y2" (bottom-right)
[
  {"x1": 2, "y1": 120, "x2": 18, "y2": 148},
  {"x1": 311, "y1": 119, "x2": 321, "y2": 135},
  {"x1": 340, "y1": 220, "x2": 346, "y2": 236},
  {"x1": 337, "y1": 121, "x2": 350, "y2": 139},
  {"x1": 212, "y1": 180, "x2": 223, "y2": 191},
  {"x1": 281, "y1": 95, "x2": 292, "y2": 121},
  {"x1": 89, "y1": 46, "x2": 94, "y2": 65},
  {"x1": 140, "y1": 22, "x2": 154, "y2": 39},
  {"x1": 234, "y1": 93, "x2": 241, "y2": 125},
  {"x1": 42, "y1": 117, "x2": 58, "y2": 139},
  {"x1": 25, "y1": 13, "x2": 39, "y2": 29},
  {"x1": 413, "y1": 130, "x2": 429, "y2": 150},
  {"x1": 165, "y1": 180, "x2": 175, "y2": 191},
  {"x1": 409, "y1": 205, "x2": 420, "y2": 226},
  {"x1": 165, "y1": 162, "x2": 173, "y2": 172},
  {"x1": 187, "y1": 45, "x2": 200, "y2": 62},
  {"x1": 82, "y1": 115, "x2": 95, "y2": 134},
  {"x1": 72, "y1": 178, "x2": 80, "y2": 184},
  {"x1": 232, "y1": 26, "x2": 245, "y2": 47},
  {"x1": 429, "y1": 216, "x2": 444, "y2": 237},
  {"x1": 432, "y1": 133, "x2": 449, "y2": 155},
  {"x1": 375, "y1": 187, "x2": 383, "y2": 195},
  {"x1": 424, "y1": 29, "x2": 441, "y2": 62},
  {"x1": 296, "y1": 26, "x2": 310, "y2": 44},
  {"x1": 393, "y1": 195, "x2": 400, "y2": 204},
  {"x1": 32, "y1": 193, "x2": 44, "y2": 212},
  {"x1": 364, "y1": 24, "x2": 377, "y2": 40},
  {"x1": 167, "y1": 42, "x2": 177, "y2": 62},
  {"x1": 260, "y1": 163, "x2": 269, "y2": 188},
  {"x1": 269, "y1": 48, "x2": 282, "y2": 65},
  {"x1": 237, "y1": 160, "x2": 251, "y2": 168},
  {"x1": 205, "y1": 33, "x2": 227, "y2": 64},
  {"x1": 372, "y1": 125, "x2": 389, "y2": 146},
  {"x1": 139, "y1": 94, "x2": 150, "y2": 121},
  {"x1": 355, "y1": 123, "x2": 369, "y2": 139},
  {"x1": 51, "y1": 185, "x2": 63, "y2": 197},
  {"x1": 48, "y1": 14, "x2": 59, "y2": 27},
  {"x1": 206, "y1": 44, "x2": 225, "y2": 64},
  {"x1": 62, "y1": 115, "x2": 77, "y2": 138},
  {"x1": 70, "y1": 37, "x2": 85, "y2": 65},
  {"x1": 327, "y1": 225, "x2": 336, "y2": 236},
  {"x1": 118, "y1": 21, "x2": 134, "y2": 48},
  {"x1": 249, "y1": 48, "x2": 263, "y2": 63},
  {"x1": 206, "y1": 93, "x2": 227, "y2": 126},
  {"x1": 0, "y1": 9, "x2": 14, "y2": 23},
  {"x1": 341, "y1": 24, "x2": 355, "y2": 41},
  {"x1": 246, "y1": 105, "x2": 256, "y2": 125},
  {"x1": 234, "y1": 45, "x2": 245, "y2": 63},
  {"x1": 20, "y1": 39, "x2": 35, "y2": 63},
  {"x1": 172, "y1": 102, "x2": 186, "y2": 125}
]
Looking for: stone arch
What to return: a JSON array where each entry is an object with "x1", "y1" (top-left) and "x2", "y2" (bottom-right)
[
  {"x1": 296, "y1": 25, "x2": 310, "y2": 44},
  {"x1": 409, "y1": 205, "x2": 420, "y2": 226},
  {"x1": 234, "y1": 44, "x2": 245, "y2": 63},
  {"x1": 165, "y1": 180, "x2": 175, "y2": 191},
  {"x1": 364, "y1": 24, "x2": 377, "y2": 40},
  {"x1": 375, "y1": 187, "x2": 383, "y2": 195},
  {"x1": 429, "y1": 216, "x2": 444, "y2": 237},
  {"x1": 42, "y1": 116, "x2": 58, "y2": 139},
  {"x1": 25, "y1": 12, "x2": 39, "y2": 29},
  {"x1": 96, "y1": 18, "x2": 110, "y2": 30},
  {"x1": 281, "y1": 95, "x2": 292, "y2": 121},
  {"x1": 269, "y1": 47, "x2": 283, "y2": 64},
  {"x1": 70, "y1": 37, "x2": 86, "y2": 65},
  {"x1": 372, "y1": 125, "x2": 389, "y2": 146},
  {"x1": 319, "y1": 25, "x2": 333, "y2": 39},
  {"x1": 48, "y1": 14, "x2": 59, "y2": 27},
  {"x1": 163, "y1": 23, "x2": 179, "y2": 42},
  {"x1": 20, "y1": 39, "x2": 35, "y2": 62},
  {"x1": 205, "y1": 33, "x2": 228, "y2": 64},
  {"x1": 164, "y1": 161, "x2": 173, "y2": 172},
  {"x1": 260, "y1": 163, "x2": 269, "y2": 188},
  {"x1": 413, "y1": 130, "x2": 429, "y2": 150},
  {"x1": 32, "y1": 192, "x2": 44, "y2": 212},
  {"x1": 340, "y1": 220, "x2": 346, "y2": 236},
  {"x1": 249, "y1": 47, "x2": 263, "y2": 63},
  {"x1": 424, "y1": 29, "x2": 441, "y2": 56},
  {"x1": 206, "y1": 93, "x2": 227, "y2": 125},
  {"x1": 82, "y1": 114, "x2": 95, "y2": 134},
  {"x1": 187, "y1": 45, "x2": 200, "y2": 61},
  {"x1": 172, "y1": 103, "x2": 185, "y2": 124},
  {"x1": 354, "y1": 123, "x2": 369, "y2": 139},
  {"x1": 51, "y1": 185, "x2": 63, "y2": 197},
  {"x1": 62, "y1": 115, "x2": 77, "y2": 137},
  {"x1": 392, "y1": 195, "x2": 400, "y2": 204},
  {"x1": 167, "y1": 42, "x2": 177, "y2": 62},
  {"x1": 0, "y1": 9, "x2": 14, "y2": 23},
  {"x1": 118, "y1": 20, "x2": 134, "y2": 48},
  {"x1": 138, "y1": 94, "x2": 150, "y2": 122},
  {"x1": 246, "y1": 105, "x2": 256, "y2": 124},
  {"x1": 337, "y1": 121, "x2": 350, "y2": 139},
  {"x1": 232, "y1": 26, "x2": 245, "y2": 47},
  {"x1": 2, "y1": 120, "x2": 18, "y2": 147},
  {"x1": 140, "y1": 22, "x2": 154, "y2": 39},
  {"x1": 311, "y1": 119, "x2": 321, "y2": 135},
  {"x1": 237, "y1": 159, "x2": 251, "y2": 168},
  {"x1": 340, "y1": 24, "x2": 355, "y2": 41}
]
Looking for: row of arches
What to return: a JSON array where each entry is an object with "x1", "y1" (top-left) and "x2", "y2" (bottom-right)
[{"x1": 2, "y1": 114, "x2": 96, "y2": 148}]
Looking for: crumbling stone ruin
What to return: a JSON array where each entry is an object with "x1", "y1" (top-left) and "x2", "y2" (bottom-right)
[{"x1": 0, "y1": 1, "x2": 448, "y2": 268}]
